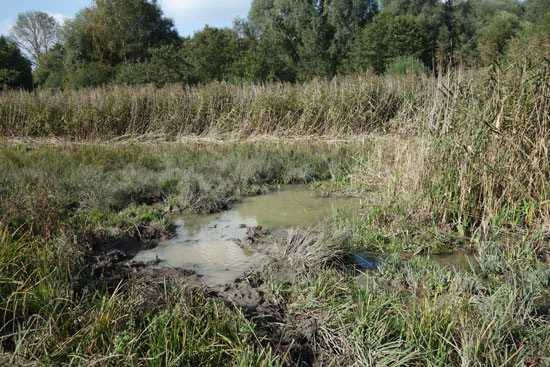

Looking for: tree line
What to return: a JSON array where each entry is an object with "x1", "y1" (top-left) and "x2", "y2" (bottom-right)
[{"x1": 1, "y1": 0, "x2": 550, "y2": 90}]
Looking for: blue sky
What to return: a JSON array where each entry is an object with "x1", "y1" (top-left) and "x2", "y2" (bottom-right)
[{"x1": 0, "y1": 0, "x2": 252, "y2": 37}]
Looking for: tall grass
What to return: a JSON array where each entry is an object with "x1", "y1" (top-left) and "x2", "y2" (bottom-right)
[
  {"x1": 424, "y1": 31, "x2": 550, "y2": 233},
  {"x1": 0, "y1": 73, "x2": 429, "y2": 138}
]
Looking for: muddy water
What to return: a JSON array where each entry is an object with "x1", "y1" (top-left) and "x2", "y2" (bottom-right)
[
  {"x1": 355, "y1": 251, "x2": 475, "y2": 273},
  {"x1": 429, "y1": 252, "x2": 475, "y2": 271},
  {"x1": 134, "y1": 187, "x2": 359, "y2": 286}
]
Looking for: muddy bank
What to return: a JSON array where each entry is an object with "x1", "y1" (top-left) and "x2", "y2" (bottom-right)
[{"x1": 88, "y1": 224, "x2": 331, "y2": 365}]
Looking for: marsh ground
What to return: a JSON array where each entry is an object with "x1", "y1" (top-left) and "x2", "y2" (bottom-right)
[{"x1": 0, "y1": 137, "x2": 548, "y2": 366}]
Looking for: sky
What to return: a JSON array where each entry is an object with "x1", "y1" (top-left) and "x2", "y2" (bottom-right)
[{"x1": 0, "y1": 0, "x2": 252, "y2": 37}]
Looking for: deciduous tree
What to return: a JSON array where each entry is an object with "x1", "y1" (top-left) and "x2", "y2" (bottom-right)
[{"x1": 9, "y1": 11, "x2": 59, "y2": 65}]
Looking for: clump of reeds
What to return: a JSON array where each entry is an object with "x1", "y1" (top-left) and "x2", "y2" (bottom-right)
[
  {"x1": 424, "y1": 31, "x2": 550, "y2": 234},
  {"x1": 283, "y1": 227, "x2": 351, "y2": 271}
]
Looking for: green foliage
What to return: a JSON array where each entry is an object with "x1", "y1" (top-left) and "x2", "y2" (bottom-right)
[
  {"x1": 345, "y1": 11, "x2": 425, "y2": 74},
  {"x1": 60, "y1": 10, "x2": 95, "y2": 67},
  {"x1": 248, "y1": 0, "x2": 379, "y2": 80},
  {"x1": 25, "y1": 0, "x2": 545, "y2": 87},
  {"x1": 0, "y1": 36, "x2": 32, "y2": 90},
  {"x1": 34, "y1": 44, "x2": 66, "y2": 89},
  {"x1": 58, "y1": 0, "x2": 178, "y2": 88},
  {"x1": 478, "y1": 10, "x2": 520, "y2": 64},
  {"x1": 83, "y1": 0, "x2": 178, "y2": 64},
  {"x1": 385, "y1": 55, "x2": 430, "y2": 76},
  {"x1": 66, "y1": 61, "x2": 114, "y2": 88},
  {"x1": 20, "y1": 0, "x2": 550, "y2": 88},
  {"x1": 524, "y1": 0, "x2": 550, "y2": 24},
  {"x1": 116, "y1": 45, "x2": 194, "y2": 86},
  {"x1": 186, "y1": 26, "x2": 249, "y2": 83}
]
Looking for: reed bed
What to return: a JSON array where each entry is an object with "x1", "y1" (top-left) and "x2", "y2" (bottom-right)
[{"x1": 0, "y1": 72, "x2": 430, "y2": 138}]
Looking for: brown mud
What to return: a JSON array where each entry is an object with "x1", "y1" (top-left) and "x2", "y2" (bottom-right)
[{"x1": 89, "y1": 225, "x2": 324, "y2": 366}]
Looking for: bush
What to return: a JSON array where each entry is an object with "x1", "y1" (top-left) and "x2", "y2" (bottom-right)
[
  {"x1": 66, "y1": 61, "x2": 114, "y2": 89},
  {"x1": 385, "y1": 56, "x2": 429, "y2": 76}
]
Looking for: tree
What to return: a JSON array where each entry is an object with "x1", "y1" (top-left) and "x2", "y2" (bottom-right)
[
  {"x1": 0, "y1": 36, "x2": 33, "y2": 90},
  {"x1": 478, "y1": 10, "x2": 520, "y2": 64},
  {"x1": 381, "y1": 0, "x2": 437, "y2": 15},
  {"x1": 61, "y1": 0, "x2": 178, "y2": 68},
  {"x1": 58, "y1": 0, "x2": 180, "y2": 88},
  {"x1": 380, "y1": 0, "x2": 525, "y2": 67},
  {"x1": 34, "y1": 44, "x2": 66, "y2": 89},
  {"x1": 248, "y1": 0, "x2": 379, "y2": 80},
  {"x1": 60, "y1": 10, "x2": 95, "y2": 67},
  {"x1": 524, "y1": 0, "x2": 550, "y2": 24},
  {"x1": 186, "y1": 26, "x2": 250, "y2": 82},
  {"x1": 85, "y1": 0, "x2": 179, "y2": 64},
  {"x1": 9, "y1": 11, "x2": 60, "y2": 66},
  {"x1": 345, "y1": 11, "x2": 425, "y2": 74}
]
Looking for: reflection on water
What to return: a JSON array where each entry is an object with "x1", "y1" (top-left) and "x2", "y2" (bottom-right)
[
  {"x1": 354, "y1": 251, "x2": 475, "y2": 273},
  {"x1": 429, "y1": 252, "x2": 475, "y2": 271},
  {"x1": 134, "y1": 187, "x2": 359, "y2": 286},
  {"x1": 232, "y1": 188, "x2": 359, "y2": 229},
  {"x1": 354, "y1": 252, "x2": 382, "y2": 271}
]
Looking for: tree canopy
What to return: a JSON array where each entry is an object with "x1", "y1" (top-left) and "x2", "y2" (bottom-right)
[
  {"x1": 9, "y1": 11, "x2": 60, "y2": 66},
  {"x1": 0, "y1": 36, "x2": 33, "y2": 90},
  {"x1": 2, "y1": 0, "x2": 548, "y2": 90}
]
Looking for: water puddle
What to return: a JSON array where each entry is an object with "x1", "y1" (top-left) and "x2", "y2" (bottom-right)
[
  {"x1": 134, "y1": 187, "x2": 359, "y2": 286},
  {"x1": 354, "y1": 252, "x2": 382, "y2": 271},
  {"x1": 428, "y1": 252, "x2": 475, "y2": 271},
  {"x1": 355, "y1": 251, "x2": 475, "y2": 273}
]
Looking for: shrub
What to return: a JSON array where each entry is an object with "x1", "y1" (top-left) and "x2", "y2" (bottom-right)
[{"x1": 385, "y1": 55, "x2": 430, "y2": 76}]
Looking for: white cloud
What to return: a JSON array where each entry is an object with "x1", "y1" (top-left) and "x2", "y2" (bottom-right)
[
  {"x1": 0, "y1": 18, "x2": 14, "y2": 36},
  {"x1": 47, "y1": 12, "x2": 72, "y2": 26},
  {"x1": 0, "y1": 13, "x2": 70, "y2": 37},
  {"x1": 159, "y1": 0, "x2": 251, "y2": 35}
]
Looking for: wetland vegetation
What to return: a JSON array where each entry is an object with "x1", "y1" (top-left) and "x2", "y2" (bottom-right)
[
  {"x1": 1, "y1": 132, "x2": 548, "y2": 366},
  {"x1": 1, "y1": 1, "x2": 550, "y2": 366}
]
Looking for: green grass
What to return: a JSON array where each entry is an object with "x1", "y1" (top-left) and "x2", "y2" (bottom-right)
[{"x1": 0, "y1": 142, "x2": 352, "y2": 239}]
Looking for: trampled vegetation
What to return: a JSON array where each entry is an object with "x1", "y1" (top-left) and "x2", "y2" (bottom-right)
[{"x1": 1, "y1": 0, "x2": 550, "y2": 366}]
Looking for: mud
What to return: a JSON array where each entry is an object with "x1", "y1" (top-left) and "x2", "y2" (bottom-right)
[{"x1": 88, "y1": 224, "x2": 324, "y2": 365}]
